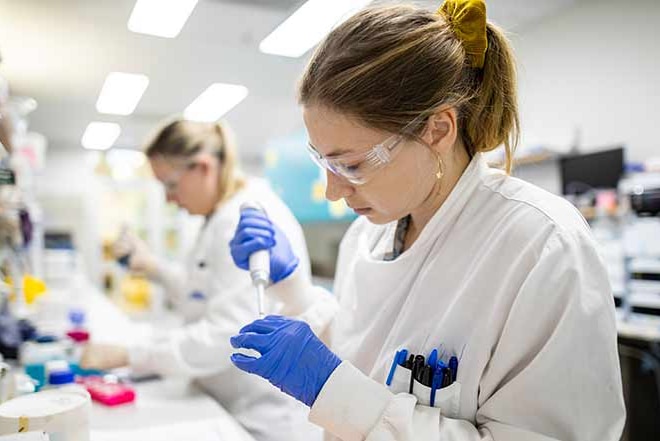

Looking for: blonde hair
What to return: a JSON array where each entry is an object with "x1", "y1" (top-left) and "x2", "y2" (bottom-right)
[
  {"x1": 144, "y1": 119, "x2": 245, "y2": 204},
  {"x1": 298, "y1": 4, "x2": 519, "y2": 173}
]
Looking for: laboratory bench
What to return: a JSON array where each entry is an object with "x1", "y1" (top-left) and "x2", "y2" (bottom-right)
[
  {"x1": 50, "y1": 283, "x2": 256, "y2": 441},
  {"x1": 90, "y1": 379, "x2": 254, "y2": 441}
]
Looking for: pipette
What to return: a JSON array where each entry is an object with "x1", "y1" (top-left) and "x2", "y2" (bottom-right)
[{"x1": 240, "y1": 202, "x2": 269, "y2": 316}]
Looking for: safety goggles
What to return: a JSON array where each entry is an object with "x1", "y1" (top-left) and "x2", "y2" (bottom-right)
[
  {"x1": 160, "y1": 160, "x2": 200, "y2": 194},
  {"x1": 306, "y1": 114, "x2": 428, "y2": 185}
]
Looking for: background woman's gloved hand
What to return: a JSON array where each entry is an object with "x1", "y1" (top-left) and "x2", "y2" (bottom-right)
[
  {"x1": 80, "y1": 343, "x2": 129, "y2": 370},
  {"x1": 113, "y1": 229, "x2": 158, "y2": 276},
  {"x1": 230, "y1": 315, "x2": 342, "y2": 407},
  {"x1": 229, "y1": 209, "x2": 299, "y2": 283}
]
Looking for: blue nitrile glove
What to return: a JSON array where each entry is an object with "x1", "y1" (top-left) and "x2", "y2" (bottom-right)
[
  {"x1": 229, "y1": 209, "x2": 299, "y2": 283},
  {"x1": 230, "y1": 315, "x2": 342, "y2": 407}
]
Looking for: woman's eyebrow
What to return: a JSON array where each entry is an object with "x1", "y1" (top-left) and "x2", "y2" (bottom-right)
[{"x1": 309, "y1": 141, "x2": 352, "y2": 158}]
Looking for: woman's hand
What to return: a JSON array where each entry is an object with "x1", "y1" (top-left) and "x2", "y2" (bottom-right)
[
  {"x1": 229, "y1": 209, "x2": 299, "y2": 283},
  {"x1": 230, "y1": 315, "x2": 341, "y2": 407},
  {"x1": 80, "y1": 343, "x2": 129, "y2": 370}
]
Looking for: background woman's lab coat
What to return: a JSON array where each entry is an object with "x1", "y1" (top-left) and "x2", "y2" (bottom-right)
[
  {"x1": 127, "y1": 178, "x2": 321, "y2": 441},
  {"x1": 307, "y1": 154, "x2": 625, "y2": 441}
]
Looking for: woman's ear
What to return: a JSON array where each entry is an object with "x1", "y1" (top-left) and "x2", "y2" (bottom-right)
[{"x1": 420, "y1": 107, "x2": 458, "y2": 154}]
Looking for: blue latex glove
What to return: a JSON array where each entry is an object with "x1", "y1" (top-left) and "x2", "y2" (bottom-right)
[
  {"x1": 229, "y1": 209, "x2": 299, "y2": 283},
  {"x1": 230, "y1": 315, "x2": 342, "y2": 407}
]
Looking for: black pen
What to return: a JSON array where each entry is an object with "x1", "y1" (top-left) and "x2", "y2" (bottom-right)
[
  {"x1": 413, "y1": 357, "x2": 424, "y2": 383},
  {"x1": 414, "y1": 355, "x2": 425, "y2": 378},
  {"x1": 442, "y1": 368, "x2": 452, "y2": 388},
  {"x1": 410, "y1": 355, "x2": 425, "y2": 393},
  {"x1": 408, "y1": 358, "x2": 416, "y2": 393},
  {"x1": 405, "y1": 354, "x2": 414, "y2": 369},
  {"x1": 422, "y1": 365, "x2": 433, "y2": 387},
  {"x1": 410, "y1": 355, "x2": 422, "y2": 393}
]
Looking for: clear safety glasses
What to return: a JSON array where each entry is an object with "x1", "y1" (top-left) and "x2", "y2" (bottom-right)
[
  {"x1": 306, "y1": 114, "x2": 428, "y2": 185},
  {"x1": 160, "y1": 159, "x2": 201, "y2": 194}
]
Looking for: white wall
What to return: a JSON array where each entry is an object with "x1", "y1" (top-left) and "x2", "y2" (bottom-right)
[
  {"x1": 514, "y1": 0, "x2": 660, "y2": 162},
  {"x1": 36, "y1": 148, "x2": 208, "y2": 287}
]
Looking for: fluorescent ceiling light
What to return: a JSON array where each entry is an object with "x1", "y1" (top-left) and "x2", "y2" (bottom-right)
[
  {"x1": 96, "y1": 72, "x2": 149, "y2": 115},
  {"x1": 128, "y1": 0, "x2": 199, "y2": 38},
  {"x1": 81, "y1": 122, "x2": 121, "y2": 151},
  {"x1": 183, "y1": 83, "x2": 248, "y2": 122},
  {"x1": 259, "y1": 0, "x2": 372, "y2": 58}
]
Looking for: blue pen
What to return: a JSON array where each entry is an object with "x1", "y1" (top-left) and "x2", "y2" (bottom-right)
[
  {"x1": 386, "y1": 350, "x2": 401, "y2": 386},
  {"x1": 428, "y1": 349, "x2": 438, "y2": 371},
  {"x1": 399, "y1": 349, "x2": 408, "y2": 366},
  {"x1": 430, "y1": 364, "x2": 444, "y2": 407},
  {"x1": 449, "y1": 356, "x2": 459, "y2": 383},
  {"x1": 386, "y1": 349, "x2": 409, "y2": 386}
]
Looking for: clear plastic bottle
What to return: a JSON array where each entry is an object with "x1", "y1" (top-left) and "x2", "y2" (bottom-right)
[{"x1": 66, "y1": 309, "x2": 90, "y2": 368}]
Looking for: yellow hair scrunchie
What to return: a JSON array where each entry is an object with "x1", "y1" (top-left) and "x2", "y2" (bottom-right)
[{"x1": 438, "y1": 0, "x2": 488, "y2": 68}]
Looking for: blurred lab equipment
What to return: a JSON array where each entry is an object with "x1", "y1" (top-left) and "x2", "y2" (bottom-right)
[{"x1": 0, "y1": 388, "x2": 91, "y2": 441}]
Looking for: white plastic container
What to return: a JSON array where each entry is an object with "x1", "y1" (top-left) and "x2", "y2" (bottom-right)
[{"x1": 0, "y1": 388, "x2": 90, "y2": 441}]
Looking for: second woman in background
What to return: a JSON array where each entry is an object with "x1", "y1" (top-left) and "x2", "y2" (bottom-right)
[{"x1": 81, "y1": 119, "x2": 332, "y2": 441}]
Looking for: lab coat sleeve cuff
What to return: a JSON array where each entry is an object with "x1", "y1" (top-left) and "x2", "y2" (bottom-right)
[
  {"x1": 127, "y1": 342, "x2": 152, "y2": 374},
  {"x1": 125, "y1": 325, "x2": 164, "y2": 375},
  {"x1": 128, "y1": 338, "x2": 187, "y2": 377},
  {"x1": 309, "y1": 361, "x2": 393, "y2": 441}
]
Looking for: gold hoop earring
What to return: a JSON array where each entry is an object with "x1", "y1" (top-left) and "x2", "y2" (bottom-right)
[{"x1": 436, "y1": 154, "x2": 445, "y2": 180}]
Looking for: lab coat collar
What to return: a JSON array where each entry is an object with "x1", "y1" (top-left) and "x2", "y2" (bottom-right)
[
  {"x1": 365, "y1": 152, "x2": 490, "y2": 262},
  {"x1": 416, "y1": 151, "x2": 489, "y2": 248}
]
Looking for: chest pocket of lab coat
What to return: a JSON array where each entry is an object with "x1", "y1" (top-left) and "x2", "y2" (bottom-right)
[
  {"x1": 181, "y1": 261, "x2": 211, "y2": 323},
  {"x1": 387, "y1": 363, "x2": 462, "y2": 418}
]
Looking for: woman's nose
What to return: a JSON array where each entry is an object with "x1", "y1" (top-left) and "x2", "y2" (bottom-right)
[{"x1": 325, "y1": 170, "x2": 354, "y2": 201}]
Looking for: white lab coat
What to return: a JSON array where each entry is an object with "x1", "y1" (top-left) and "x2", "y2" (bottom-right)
[
  {"x1": 127, "y1": 178, "x2": 327, "y2": 441},
  {"x1": 306, "y1": 154, "x2": 625, "y2": 440}
]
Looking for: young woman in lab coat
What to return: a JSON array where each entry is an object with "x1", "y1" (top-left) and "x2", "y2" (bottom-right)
[
  {"x1": 228, "y1": 1, "x2": 626, "y2": 440},
  {"x1": 81, "y1": 119, "x2": 331, "y2": 441}
]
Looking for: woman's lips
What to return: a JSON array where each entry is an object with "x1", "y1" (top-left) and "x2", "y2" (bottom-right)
[{"x1": 352, "y1": 207, "x2": 372, "y2": 215}]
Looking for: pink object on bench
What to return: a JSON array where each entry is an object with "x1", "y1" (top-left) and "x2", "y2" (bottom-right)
[{"x1": 78, "y1": 377, "x2": 136, "y2": 406}]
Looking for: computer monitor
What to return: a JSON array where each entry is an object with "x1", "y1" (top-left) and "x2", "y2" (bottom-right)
[{"x1": 560, "y1": 147, "x2": 625, "y2": 195}]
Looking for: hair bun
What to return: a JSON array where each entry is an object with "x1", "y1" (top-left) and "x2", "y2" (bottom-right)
[{"x1": 438, "y1": 0, "x2": 488, "y2": 68}]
